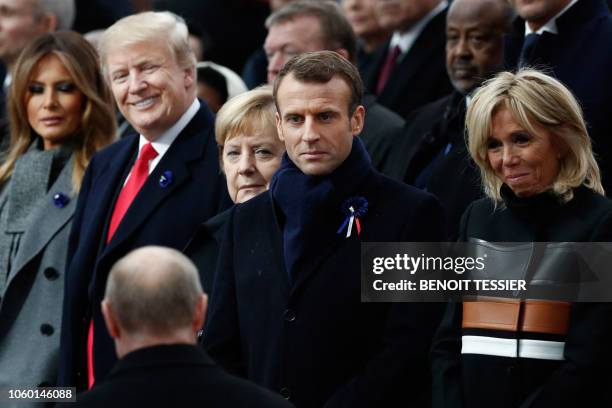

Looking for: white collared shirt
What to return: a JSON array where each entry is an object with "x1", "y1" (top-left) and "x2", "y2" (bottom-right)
[
  {"x1": 524, "y1": 0, "x2": 579, "y2": 35},
  {"x1": 389, "y1": 0, "x2": 448, "y2": 56},
  {"x1": 124, "y1": 98, "x2": 200, "y2": 184}
]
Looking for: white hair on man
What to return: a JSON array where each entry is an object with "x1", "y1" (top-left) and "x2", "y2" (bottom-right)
[{"x1": 98, "y1": 11, "x2": 196, "y2": 79}]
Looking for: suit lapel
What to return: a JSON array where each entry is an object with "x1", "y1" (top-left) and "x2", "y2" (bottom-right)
[
  {"x1": 7, "y1": 157, "x2": 76, "y2": 285},
  {"x1": 290, "y1": 231, "x2": 347, "y2": 296},
  {"x1": 400, "y1": 94, "x2": 460, "y2": 182},
  {"x1": 378, "y1": 10, "x2": 446, "y2": 104},
  {"x1": 265, "y1": 192, "x2": 291, "y2": 293},
  {"x1": 362, "y1": 43, "x2": 388, "y2": 93},
  {"x1": 102, "y1": 107, "x2": 212, "y2": 258},
  {"x1": 88, "y1": 135, "x2": 139, "y2": 259}
]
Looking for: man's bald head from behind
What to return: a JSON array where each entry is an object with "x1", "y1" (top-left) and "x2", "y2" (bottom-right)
[{"x1": 102, "y1": 246, "x2": 207, "y2": 358}]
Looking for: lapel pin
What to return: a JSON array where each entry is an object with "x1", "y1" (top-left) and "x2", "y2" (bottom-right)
[
  {"x1": 52, "y1": 192, "x2": 70, "y2": 208},
  {"x1": 337, "y1": 196, "x2": 368, "y2": 238},
  {"x1": 159, "y1": 170, "x2": 173, "y2": 188}
]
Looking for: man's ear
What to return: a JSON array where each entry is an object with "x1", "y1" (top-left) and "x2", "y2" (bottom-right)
[
  {"x1": 102, "y1": 300, "x2": 121, "y2": 339},
  {"x1": 335, "y1": 48, "x2": 350, "y2": 61},
  {"x1": 192, "y1": 293, "x2": 208, "y2": 334},
  {"x1": 38, "y1": 13, "x2": 58, "y2": 32},
  {"x1": 275, "y1": 111, "x2": 285, "y2": 142},
  {"x1": 350, "y1": 105, "x2": 365, "y2": 136},
  {"x1": 184, "y1": 66, "x2": 196, "y2": 90}
]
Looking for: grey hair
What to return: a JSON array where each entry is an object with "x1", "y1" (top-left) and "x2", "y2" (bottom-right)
[
  {"x1": 34, "y1": 0, "x2": 76, "y2": 30},
  {"x1": 104, "y1": 246, "x2": 204, "y2": 336},
  {"x1": 266, "y1": 0, "x2": 357, "y2": 62}
]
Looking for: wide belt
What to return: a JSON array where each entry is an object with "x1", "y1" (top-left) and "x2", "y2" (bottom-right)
[{"x1": 462, "y1": 297, "x2": 571, "y2": 335}]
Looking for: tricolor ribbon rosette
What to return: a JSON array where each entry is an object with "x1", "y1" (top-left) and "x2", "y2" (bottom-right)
[{"x1": 337, "y1": 196, "x2": 368, "y2": 238}]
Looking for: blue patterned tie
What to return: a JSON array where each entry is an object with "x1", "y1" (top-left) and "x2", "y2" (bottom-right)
[{"x1": 519, "y1": 33, "x2": 540, "y2": 68}]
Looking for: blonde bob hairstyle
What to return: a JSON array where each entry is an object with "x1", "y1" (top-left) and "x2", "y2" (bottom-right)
[
  {"x1": 98, "y1": 11, "x2": 196, "y2": 79},
  {"x1": 466, "y1": 69, "x2": 603, "y2": 203},
  {"x1": 214, "y1": 85, "x2": 279, "y2": 169},
  {"x1": 0, "y1": 31, "x2": 116, "y2": 192}
]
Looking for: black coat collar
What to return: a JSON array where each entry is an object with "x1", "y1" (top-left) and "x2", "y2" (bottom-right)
[{"x1": 107, "y1": 344, "x2": 215, "y2": 379}]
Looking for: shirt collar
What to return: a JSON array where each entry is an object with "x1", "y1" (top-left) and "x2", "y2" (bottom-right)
[
  {"x1": 138, "y1": 98, "x2": 200, "y2": 156},
  {"x1": 3, "y1": 73, "x2": 11, "y2": 91},
  {"x1": 390, "y1": 0, "x2": 448, "y2": 54},
  {"x1": 524, "y1": 0, "x2": 578, "y2": 35},
  {"x1": 465, "y1": 94, "x2": 472, "y2": 108}
]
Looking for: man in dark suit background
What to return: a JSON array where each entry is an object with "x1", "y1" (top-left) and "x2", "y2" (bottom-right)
[
  {"x1": 59, "y1": 11, "x2": 229, "y2": 390},
  {"x1": 264, "y1": 0, "x2": 405, "y2": 173},
  {"x1": 205, "y1": 50, "x2": 446, "y2": 407},
  {"x1": 361, "y1": 0, "x2": 452, "y2": 118},
  {"x1": 383, "y1": 0, "x2": 514, "y2": 239},
  {"x1": 65, "y1": 246, "x2": 291, "y2": 408},
  {"x1": 504, "y1": 0, "x2": 612, "y2": 193}
]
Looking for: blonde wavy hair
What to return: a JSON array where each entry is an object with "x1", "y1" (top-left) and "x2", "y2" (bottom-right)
[
  {"x1": 0, "y1": 31, "x2": 116, "y2": 192},
  {"x1": 466, "y1": 69, "x2": 603, "y2": 202}
]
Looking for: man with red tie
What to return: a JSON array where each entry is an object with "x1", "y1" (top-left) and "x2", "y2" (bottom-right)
[
  {"x1": 361, "y1": 0, "x2": 452, "y2": 118},
  {"x1": 58, "y1": 11, "x2": 230, "y2": 390}
]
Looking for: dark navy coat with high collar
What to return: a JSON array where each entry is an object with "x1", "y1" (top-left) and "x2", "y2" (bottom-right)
[
  {"x1": 58, "y1": 102, "x2": 230, "y2": 389},
  {"x1": 204, "y1": 169, "x2": 447, "y2": 407}
]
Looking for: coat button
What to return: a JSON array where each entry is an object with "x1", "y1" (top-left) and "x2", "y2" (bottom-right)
[
  {"x1": 280, "y1": 387, "x2": 291, "y2": 399},
  {"x1": 40, "y1": 324, "x2": 54, "y2": 336},
  {"x1": 283, "y1": 309, "x2": 296, "y2": 322},
  {"x1": 506, "y1": 365, "x2": 515, "y2": 375},
  {"x1": 43, "y1": 267, "x2": 59, "y2": 280}
]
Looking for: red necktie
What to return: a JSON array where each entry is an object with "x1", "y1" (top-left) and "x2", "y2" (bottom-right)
[
  {"x1": 87, "y1": 142, "x2": 158, "y2": 389},
  {"x1": 106, "y1": 142, "x2": 158, "y2": 243},
  {"x1": 376, "y1": 45, "x2": 401, "y2": 95}
]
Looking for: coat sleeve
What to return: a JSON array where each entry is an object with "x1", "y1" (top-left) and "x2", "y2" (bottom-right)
[
  {"x1": 324, "y1": 193, "x2": 447, "y2": 407},
  {"x1": 58, "y1": 155, "x2": 97, "y2": 387},
  {"x1": 521, "y1": 210, "x2": 612, "y2": 407},
  {"x1": 430, "y1": 300, "x2": 465, "y2": 408},
  {"x1": 202, "y1": 206, "x2": 247, "y2": 377}
]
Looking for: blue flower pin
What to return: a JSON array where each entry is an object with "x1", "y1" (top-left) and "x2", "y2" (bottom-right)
[
  {"x1": 337, "y1": 196, "x2": 368, "y2": 238},
  {"x1": 159, "y1": 170, "x2": 173, "y2": 188},
  {"x1": 52, "y1": 192, "x2": 70, "y2": 208}
]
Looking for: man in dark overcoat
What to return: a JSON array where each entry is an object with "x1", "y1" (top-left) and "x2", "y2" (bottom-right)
[
  {"x1": 382, "y1": 0, "x2": 514, "y2": 238},
  {"x1": 204, "y1": 50, "x2": 447, "y2": 407},
  {"x1": 63, "y1": 246, "x2": 292, "y2": 408},
  {"x1": 360, "y1": 0, "x2": 452, "y2": 118},
  {"x1": 59, "y1": 11, "x2": 229, "y2": 389}
]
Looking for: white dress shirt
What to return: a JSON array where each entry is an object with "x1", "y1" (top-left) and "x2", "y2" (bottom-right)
[
  {"x1": 524, "y1": 0, "x2": 579, "y2": 35},
  {"x1": 389, "y1": 0, "x2": 448, "y2": 57},
  {"x1": 124, "y1": 98, "x2": 200, "y2": 185}
]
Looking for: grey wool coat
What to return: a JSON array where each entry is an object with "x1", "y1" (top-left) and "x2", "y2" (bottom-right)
[{"x1": 0, "y1": 156, "x2": 76, "y2": 399}]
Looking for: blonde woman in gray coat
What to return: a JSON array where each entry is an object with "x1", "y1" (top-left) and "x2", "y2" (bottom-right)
[{"x1": 0, "y1": 32, "x2": 115, "y2": 398}]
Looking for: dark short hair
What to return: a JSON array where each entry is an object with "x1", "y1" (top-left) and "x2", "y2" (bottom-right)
[
  {"x1": 197, "y1": 66, "x2": 229, "y2": 104},
  {"x1": 273, "y1": 50, "x2": 363, "y2": 115},
  {"x1": 266, "y1": 0, "x2": 357, "y2": 62}
]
